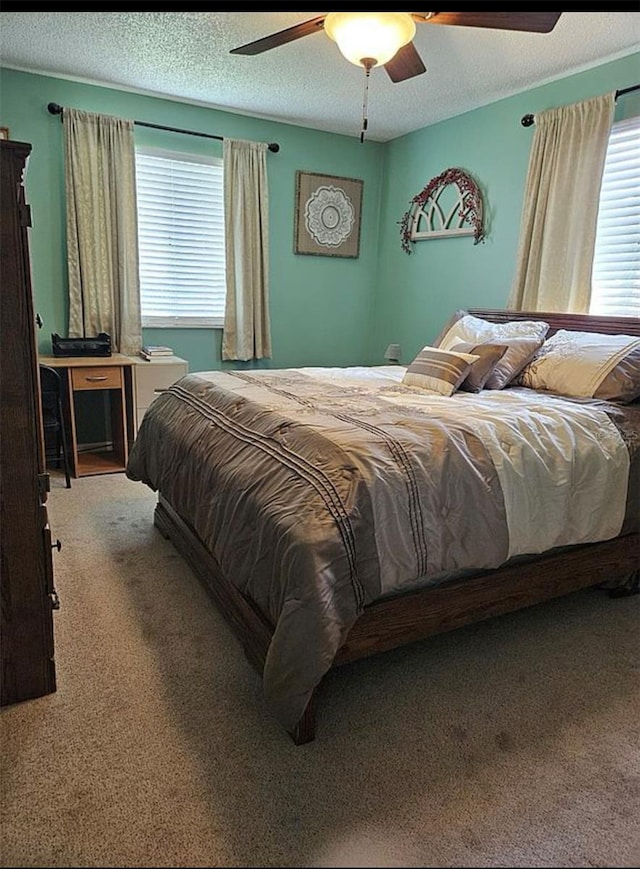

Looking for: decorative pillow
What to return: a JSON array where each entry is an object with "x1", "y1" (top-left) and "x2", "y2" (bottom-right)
[
  {"x1": 518, "y1": 330, "x2": 640, "y2": 402},
  {"x1": 450, "y1": 342, "x2": 508, "y2": 393},
  {"x1": 483, "y1": 337, "x2": 546, "y2": 389},
  {"x1": 595, "y1": 345, "x2": 640, "y2": 403},
  {"x1": 402, "y1": 345, "x2": 479, "y2": 397},
  {"x1": 435, "y1": 310, "x2": 550, "y2": 351}
]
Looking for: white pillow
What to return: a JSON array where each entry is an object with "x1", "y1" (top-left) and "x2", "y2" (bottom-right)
[
  {"x1": 518, "y1": 329, "x2": 640, "y2": 399},
  {"x1": 437, "y1": 312, "x2": 549, "y2": 351}
]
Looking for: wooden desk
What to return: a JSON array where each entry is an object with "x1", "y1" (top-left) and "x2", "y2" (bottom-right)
[{"x1": 38, "y1": 354, "x2": 134, "y2": 477}]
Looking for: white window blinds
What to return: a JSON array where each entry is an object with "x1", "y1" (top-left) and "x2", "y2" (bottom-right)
[
  {"x1": 590, "y1": 114, "x2": 640, "y2": 318},
  {"x1": 135, "y1": 148, "x2": 226, "y2": 327}
]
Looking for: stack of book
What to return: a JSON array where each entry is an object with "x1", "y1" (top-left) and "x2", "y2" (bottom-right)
[{"x1": 139, "y1": 344, "x2": 174, "y2": 361}]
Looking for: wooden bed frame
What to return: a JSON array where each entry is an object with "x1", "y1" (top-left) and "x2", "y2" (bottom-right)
[{"x1": 153, "y1": 310, "x2": 640, "y2": 744}]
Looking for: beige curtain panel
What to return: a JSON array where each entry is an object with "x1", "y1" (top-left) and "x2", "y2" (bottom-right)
[
  {"x1": 508, "y1": 91, "x2": 615, "y2": 313},
  {"x1": 222, "y1": 138, "x2": 272, "y2": 361},
  {"x1": 63, "y1": 108, "x2": 142, "y2": 355}
]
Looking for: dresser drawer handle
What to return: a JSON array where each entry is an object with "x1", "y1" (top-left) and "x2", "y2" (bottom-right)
[{"x1": 84, "y1": 375, "x2": 108, "y2": 382}]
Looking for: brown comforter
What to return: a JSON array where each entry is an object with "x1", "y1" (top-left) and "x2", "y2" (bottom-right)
[{"x1": 126, "y1": 368, "x2": 639, "y2": 730}]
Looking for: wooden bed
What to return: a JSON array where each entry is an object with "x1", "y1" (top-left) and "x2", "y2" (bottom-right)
[{"x1": 148, "y1": 310, "x2": 640, "y2": 744}]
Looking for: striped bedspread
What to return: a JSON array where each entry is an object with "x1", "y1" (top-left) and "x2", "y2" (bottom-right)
[{"x1": 126, "y1": 366, "x2": 639, "y2": 731}]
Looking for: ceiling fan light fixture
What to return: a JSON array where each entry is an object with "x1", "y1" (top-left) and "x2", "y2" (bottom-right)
[{"x1": 324, "y1": 12, "x2": 416, "y2": 68}]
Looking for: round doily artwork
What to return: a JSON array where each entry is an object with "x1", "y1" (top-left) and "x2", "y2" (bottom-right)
[{"x1": 304, "y1": 185, "x2": 355, "y2": 247}]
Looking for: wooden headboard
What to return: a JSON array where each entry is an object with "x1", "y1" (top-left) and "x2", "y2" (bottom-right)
[{"x1": 468, "y1": 309, "x2": 640, "y2": 337}]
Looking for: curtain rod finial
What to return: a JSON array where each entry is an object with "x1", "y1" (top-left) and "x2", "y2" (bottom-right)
[
  {"x1": 521, "y1": 113, "x2": 534, "y2": 128},
  {"x1": 268, "y1": 142, "x2": 280, "y2": 153},
  {"x1": 47, "y1": 103, "x2": 63, "y2": 116}
]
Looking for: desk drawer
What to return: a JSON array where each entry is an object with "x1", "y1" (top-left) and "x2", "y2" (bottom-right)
[{"x1": 71, "y1": 366, "x2": 123, "y2": 391}]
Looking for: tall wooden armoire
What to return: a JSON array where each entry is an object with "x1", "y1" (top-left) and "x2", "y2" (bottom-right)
[{"x1": 1, "y1": 138, "x2": 57, "y2": 705}]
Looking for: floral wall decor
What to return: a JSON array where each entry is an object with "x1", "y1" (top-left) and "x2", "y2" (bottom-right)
[
  {"x1": 399, "y1": 167, "x2": 485, "y2": 254},
  {"x1": 294, "y1": 171, "x2": 364, "y2": 258}
]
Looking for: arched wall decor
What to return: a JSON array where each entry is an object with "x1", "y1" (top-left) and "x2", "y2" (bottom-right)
[{"x1": 399, "y1": 167, "x2": 485, "y2": 254}]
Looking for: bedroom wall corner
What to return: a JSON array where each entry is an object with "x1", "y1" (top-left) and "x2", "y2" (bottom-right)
[{"x1": 370, "y1": 51, "x2": 640, "y2": 368}]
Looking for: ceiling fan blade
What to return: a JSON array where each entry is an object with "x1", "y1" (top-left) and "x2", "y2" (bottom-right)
[
  {"x1": 384, "y1": 42, "x2": 427, "y2": 84},
  {"x1": 230, "y1": 15, "x2": 327, "y2": 56},
  {"x1": 414, "y1": 12, "x2": 562, "y2": 33}
]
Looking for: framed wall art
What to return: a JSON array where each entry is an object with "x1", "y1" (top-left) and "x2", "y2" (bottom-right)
[
  {"x1": 399, "y1": 167, "x2": 485, "y2": 255},
  {"x1": 294, "y1": 170, "x2": 363, "y2": 258}
]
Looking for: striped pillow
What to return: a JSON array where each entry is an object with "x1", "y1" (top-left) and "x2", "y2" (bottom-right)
[{"x1": 403, "y1": 346, "x2": 479, "y2": 396}]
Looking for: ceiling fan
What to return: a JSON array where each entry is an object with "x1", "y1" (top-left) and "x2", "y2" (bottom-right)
[
  {"x1": 230, "y1": 12, "x2": 563, "y2": 83},
  {"x1": 230, "y1": 12, "x2": 563, "y2": 141}
]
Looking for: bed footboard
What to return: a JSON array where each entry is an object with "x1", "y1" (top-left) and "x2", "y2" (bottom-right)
[{"x1": 154, "y1": 494, "x2": 639, "y2": 744}]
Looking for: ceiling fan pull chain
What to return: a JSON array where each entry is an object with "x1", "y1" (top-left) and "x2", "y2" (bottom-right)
[{"x1": 360, "y1": 60, "x2": 373, "y2": 144}]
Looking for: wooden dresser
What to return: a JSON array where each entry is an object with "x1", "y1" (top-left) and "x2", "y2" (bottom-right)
[{"x1": 1, "y1": 139, "x2": 57, "y2": 705}]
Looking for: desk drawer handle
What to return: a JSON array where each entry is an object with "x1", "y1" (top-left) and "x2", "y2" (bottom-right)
[{"x1": 84, "y1": 375, "x2": 109, "y2": 382}]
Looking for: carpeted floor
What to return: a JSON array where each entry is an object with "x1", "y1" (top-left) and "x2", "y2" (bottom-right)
[{"x1": 1, "y1": 471, "x2": 639, "y2": 868}]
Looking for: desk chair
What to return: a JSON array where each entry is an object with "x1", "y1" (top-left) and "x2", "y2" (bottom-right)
[{"x1": 39, "y1": 364, "x2": 72, "y2": 488}]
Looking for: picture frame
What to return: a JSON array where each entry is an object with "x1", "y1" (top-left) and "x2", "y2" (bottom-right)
[
  {"x1": 294, "y1": 170, "x2": 363, "y2": 258},
  {"x1": 0, "y1": 127, "x2": 9, "y2": 140}
]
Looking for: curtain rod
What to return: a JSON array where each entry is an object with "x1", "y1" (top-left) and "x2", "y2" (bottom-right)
[
  {"x1": 520, "y1": 83, "x2": 640, "y2": 127},
  {"x1": 46, "y1": 102, "x2": 280, "y2": 152}
]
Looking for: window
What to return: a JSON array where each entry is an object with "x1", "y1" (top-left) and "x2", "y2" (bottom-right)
[
  {"x1": 590, "y1": 114, "x2": 640, "y2": 318},
  {"x1": 135, "y1": 148, "x2": 226, "y2": 328}
]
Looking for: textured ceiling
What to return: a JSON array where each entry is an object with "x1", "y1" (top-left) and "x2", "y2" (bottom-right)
[{"x1": 1, "y1": 11, "x2": 639, "y2": 142}]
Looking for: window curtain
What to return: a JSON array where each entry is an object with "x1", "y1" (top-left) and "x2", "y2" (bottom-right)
[
  {"x1": 508, "y1": 92, "x2": 615, "y2": 313},
  {"x1": 221, "y1": 138, "x2": 272, "y2": 361},
  {"x1": 63, "y1": 108, "x2": 141, "y2": 355}
]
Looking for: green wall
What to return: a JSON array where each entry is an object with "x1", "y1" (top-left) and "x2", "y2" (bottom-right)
[
  {"x1": 0, "y1": 68, "x2": 385, "y2": 371},
  {"x1": 371, "y1": 52, "x2": 640, "y2": 366},
  {"x1": 1, "y1": 53, "x2": 638, "y2": 373}
]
